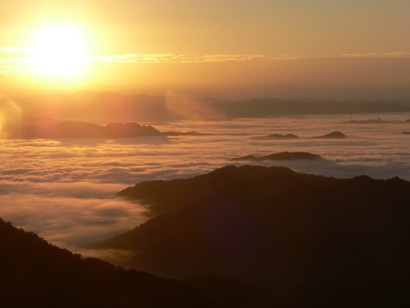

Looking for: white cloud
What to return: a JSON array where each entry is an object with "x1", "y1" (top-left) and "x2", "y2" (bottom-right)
[
  {"x1": 0, "y1": 193, "x2": 147, "y2": 247},
  {"x1": 0, "y1": 47, "x2": 28, "y2": 54},
  {"x1": 0, "y1": 47, "x2": 31, "y2": 74},
  {"x1": 0, "y1": 115, "x2": 410, "y2": 256}
]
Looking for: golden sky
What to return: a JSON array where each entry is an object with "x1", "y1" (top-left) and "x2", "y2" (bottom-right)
[{"x1": 1, "y1": 0, "x2": 410, "y2": 98}]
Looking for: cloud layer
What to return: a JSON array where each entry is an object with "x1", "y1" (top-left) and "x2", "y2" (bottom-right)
[{"x1": 0, "y1": 114, "x2": 410, "y2": 253}]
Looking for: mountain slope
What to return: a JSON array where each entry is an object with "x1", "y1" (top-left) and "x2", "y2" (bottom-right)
[
  {"x1": 101, "y1": 166, "x2": 410, "y2": 306},
  {"x1": 0, "y1": 218, "x2": 211, "y2": 307},
  {"x1": 0, "y1": 218, "x2": 275, "y2": 307}
]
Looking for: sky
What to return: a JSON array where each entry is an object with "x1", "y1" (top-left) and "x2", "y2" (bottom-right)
[
  {"x1": 1, "y1": 1, "x2": 410, "y2": 262},
  {"x1": 1, "y1": 0, "x2": 410, "y2": 98}
]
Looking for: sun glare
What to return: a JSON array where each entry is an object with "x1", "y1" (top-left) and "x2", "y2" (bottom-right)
[{"x1": 30, "y1": 24, "x2": 89, "y2": 78}]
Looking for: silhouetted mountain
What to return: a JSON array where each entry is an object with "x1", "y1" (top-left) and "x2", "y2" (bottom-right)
[
  {"x1": 8, "y1": 92, "x2": 410, "y2": 123},
  {"x1": 0, "y1": 218, "x2": 205, "y2": 307},
  {"x1": 268, "y1": 133, "x2": 299, "y2": 139},
  {"x1": 98, "y1": 166, "x2": 410, "y2": 306},
  {"x1": 254, "y1": 133, "x2": 299, "y2": 140},
  {"x1": 12, "y1": 92, "x2": 171, "y2": 122},
  {"x1": 2, "y1": 117, "x2": 199, "y2": 139},
  {"x1": 220, "y1": 98, "x2": 410, "y2": 117},
  {"x1": 313, "y1": 131, "x2": 347, "y2": 138},
  {"x1": 0, "y1": 218, "x2": 274, "y2": 307},
  {"x1": 344, "y1": 118, "x2": 401, "y2": 124},
  {"x1": 231, "y1": 151, "x2": 323, "y2": 162}
]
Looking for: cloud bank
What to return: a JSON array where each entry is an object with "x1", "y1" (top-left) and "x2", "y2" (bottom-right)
[{"x1": 0, "y1": 114, "x2": 410, "y2": 254}]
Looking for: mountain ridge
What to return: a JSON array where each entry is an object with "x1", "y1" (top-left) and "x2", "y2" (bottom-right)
[
  {"x1": 6, "y1": 92, "x2": 410, "y2": 123},
  {"x1": 96, "y1": 165, "x2": 410, "y2": 306}
]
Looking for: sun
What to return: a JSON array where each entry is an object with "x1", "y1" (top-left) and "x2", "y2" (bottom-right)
[{"x1": 30, "y1": 24, "x2": 89, "y2": 78}]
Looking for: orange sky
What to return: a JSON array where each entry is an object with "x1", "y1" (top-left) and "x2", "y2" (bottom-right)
[{"x1": 1, "y1": 0, "x2": 410, "y2": 98}]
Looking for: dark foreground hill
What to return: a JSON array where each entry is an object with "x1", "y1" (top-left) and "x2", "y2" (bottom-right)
[
  {"x1": 0, "y1": 218, "x2": 274, "y2": 307},
  {"x1": 99, "y1": 166, "x2": 410, "y2": 306}
]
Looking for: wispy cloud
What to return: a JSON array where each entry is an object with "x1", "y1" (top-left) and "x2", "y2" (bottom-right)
[
  {"x1": 342, "y1": 51, "x2": 410, "y2": 58},
  {"x1": 91, "y1": 53, "x2": 268, "y2": 64},
  {"x1": 0, "y1": 47, "x2": 31, "y2": 74},
  {"x1": 268, "y1": 55, "x2": 300, "y2": 61},
  {"x1": 0, "y1": 48, "x2": 299, "y2": 74},
  {"x1": 0, "y1": 193, "x2": 148, "y2": 247},
  {"x1": 0, "y1": 47, "x2": 28, "y2": 54}
]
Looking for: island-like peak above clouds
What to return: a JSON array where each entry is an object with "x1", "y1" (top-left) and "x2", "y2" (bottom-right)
[
  {"x1": 1, "y1": 117, "x2": 200, "y2": 139},
  {"x1": 313, "y1": 131, "x2": 347, "y2": 139},
  {"x1": 266, "y1": 133, "x2": 300, "y2": 139},
  {"x1": 99, "y1": 166, "x2": 410, "y2": 306},
  {"x1": 231, "y1": 151, "x2": 323, "y2": 161},
  {"x1": 2, "y1": 117, "x2": 159, "y2": 139}
]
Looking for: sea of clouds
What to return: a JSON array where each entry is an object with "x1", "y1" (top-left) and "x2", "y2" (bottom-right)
[{"x1": 1, "y1": 114, "x2": 410, "y2": 254}]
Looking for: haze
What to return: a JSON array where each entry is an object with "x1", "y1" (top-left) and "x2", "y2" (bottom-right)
[
  {"x1": 1, "y1": 0, "x2": 410, "y2": 98},
  {"x1": 1, "y1": 1, "x2": 410, "y2": 306}
]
